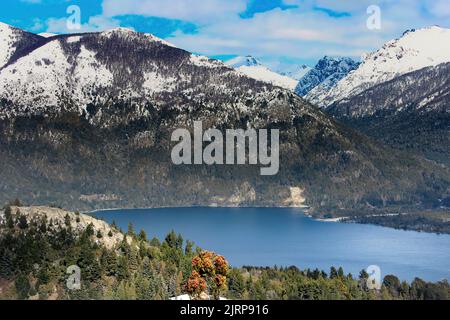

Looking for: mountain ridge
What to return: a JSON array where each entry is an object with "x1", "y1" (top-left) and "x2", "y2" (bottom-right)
[
  {"x1": 0, "y1": 23, "x2": 448, "y2": 216},
  {"x1": 295, "y1": 56, "x2": 359, "y2": 104},
  {"x1": 226, "y1": 55, "x2": 298, "y2": 90},
  {"x1": 320, "y1": 26, "x2": 450, "y2": 108}
]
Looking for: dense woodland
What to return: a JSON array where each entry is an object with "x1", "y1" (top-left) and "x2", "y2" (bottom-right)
[
  {"x1": 349, "y1": 210, "x2": 450, "y2": 234},
  {"x1": 0, "y1": 202, "x2": 448, "y2": 300}
]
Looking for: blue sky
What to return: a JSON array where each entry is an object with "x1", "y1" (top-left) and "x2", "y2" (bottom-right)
[{"x1": 1, "y1": 0, "x2": 449, "y2": 68}]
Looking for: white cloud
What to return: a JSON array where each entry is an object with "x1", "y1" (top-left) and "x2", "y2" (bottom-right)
[
  {"x1": 37, "y1": 0, "x2": 450, "y2": 65},
  {"x1": 30, "y1": 18, "x2": 44, "y2": 32},
  {"x1": 164, "y1": 0, "x2": 450, "y2": 63},
  {"x1": 424, "y1": 0, "x2": 450, "y2": 17},
  {"x1": 102, "y1": 0, "x2": 247, "y2": 23},
  {"x1": 46, "y1": 15, "x2": 123, "y2": 34}
]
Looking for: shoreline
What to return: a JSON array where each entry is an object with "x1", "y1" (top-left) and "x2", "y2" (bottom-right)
[
  {"x1": 88, "y1": 206, "x2": 449, "y2": 235},
  {"x1": 87, "y1": 204, "x2": 310, "y2": 215}
]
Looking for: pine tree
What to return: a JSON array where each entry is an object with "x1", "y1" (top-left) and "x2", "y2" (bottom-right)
[
  {"x1": 138, "y1": 229, "x2": 147, "y2": 242},
  {"x1": 64, "y1": 214, "x2": 71, "y2": 227},
  {"x1": 185, "y1": 240, "x2": 194, "y2": 255},
  {"x1": 127, "y1": 222, "x2": 135, "y2": 237},
  {"x1": 330, "y1": 267, "x2": 338, "y2": 279},
  {"x1": 18, "y1": 215, "x2": 28, "y2": 230}
]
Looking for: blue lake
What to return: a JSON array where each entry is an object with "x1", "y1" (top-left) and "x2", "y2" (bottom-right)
[{"x1": 93, "y1": 207, "x2": 450, "y2": 282}]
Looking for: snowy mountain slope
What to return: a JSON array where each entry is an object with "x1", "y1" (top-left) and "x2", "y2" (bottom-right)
[
  {"x1": 328, "y1": 62, "x2": 450, "y2": 118},
  {"x1": 0, "y1": 27, "x2": 230, "y2": 120},
  {"x1": 327, "y1": 62, "x2": 450, "y2": 167},
  {"x1": 295, "y1": 56, "x2": 360, "y2": 103},
  {"x1": 321, "y1": 26, "x2": 450, "y2": 107},
  {"x1": 0, "y1": 22, "x2": 44, "y2": 69},
  {"x1": 226, "y1": 55, "x2": 262, "y2": 68},
  {"x1": 226, "y1": 55, "x2": 298, "y2": 91},
  {"x1": 278, "y1": 64, "x2": 312, "y2": 81},
  {"x1": 0, "y1": 23, "x2": 448, "y2": 216},
  {"x1": 234, "y1": 65, "x2": 298, "y2": 90}
]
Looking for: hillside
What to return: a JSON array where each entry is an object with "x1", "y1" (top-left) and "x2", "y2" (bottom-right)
[
  {"x1": 0, "y1": 205, "x2": 448, "y2": 300},
  {"x1": 0, "y1": 23, "x2": 448, "y2": 216},
  {"x1": 328, "y1": 62, "x2": 450, "y2": 167},
  {"x1": 0, "y1": 22, "x2": 44, "y2": 69}
]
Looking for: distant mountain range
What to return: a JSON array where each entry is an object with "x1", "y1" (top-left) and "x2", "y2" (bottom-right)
[
  {"x1": 320, "y1": 27, "x2": 450, "y2": 108},
  {"x1": 297, "y1": 56, "x2": 360, "y2": 104},
  {"x1": 225, "y1": 55, "x2": 360, "y2": 101},
  {"x1": 277, "y1": 64, "x2": 312, "y2": 81},
  {"x1": 320, "y1": 26, "x2": 450, "y2": 168},
  {"x1": 0, "y1": 22, "x2": 448, "y2": 217}
]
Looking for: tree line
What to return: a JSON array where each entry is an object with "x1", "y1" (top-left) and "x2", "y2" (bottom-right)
[{"x1": 0, "y1": 204, "x2": 448, "y2": 300}]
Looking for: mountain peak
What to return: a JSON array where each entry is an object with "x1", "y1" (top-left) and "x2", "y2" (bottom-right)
[
  {"x1": 226, "y1": 55, "x2": 262, "y2": 68},
  {"x1": 103, "y1": 27, "x2": 135, "y2": 34},
  {"x1": 295, "y1": 56, "x2": 359, "y2": 98},
  {"x1": 225, "y1": 56, "x2": 298, "y2": 90},
  {"x1": 318, "y1": 26, "x2": 450, "y2": 107},
  {"x1": 100, "y1": 27, "x2": 176, "y2": 48},
  {"x1": 0, "y1": 22, "x2": 45, "y2": 69}
]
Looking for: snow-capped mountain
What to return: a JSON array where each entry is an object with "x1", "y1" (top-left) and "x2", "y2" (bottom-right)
[
  {"x1": 0, "y1": 22, "x2": 44, "y2": 69},
  {"x1": 329, "y1": 62, "x2": 450, "y2": 118},
  {"x1": 324, "y1": 27, "x2": 450, "y2": 168},
  {"x1": 226, "y1": 55, "x2": 262, "y2": 68},
  {"x1": 0, "y1": 27, "x2": 227, "y2": 120},
  {"x1": 226, "y1": 55, "x2": 298, "y2": 91},
  {"x1": 0, "y1": 23, "x2": 447, "y2": 215},
  {"x1": 295, "y1": 56, "x2": 360, "y2": 103},
  {"x1": 320, "y1": 26, "x2": 450, "y2": 108},
  {"x1": 328, "y1": 62, "x2": 450, "y2": 167}
]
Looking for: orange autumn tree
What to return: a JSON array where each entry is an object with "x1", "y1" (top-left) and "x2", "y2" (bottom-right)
[{"x1": 185, "y1": 251, "x2": 229, "y2": 300}]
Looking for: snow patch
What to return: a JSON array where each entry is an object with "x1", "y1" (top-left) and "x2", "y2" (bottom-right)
[
  {"x1": 66, "y1": 36, "x2": 81, "y2": 43},
  {"x1": 0, "y1": 23, "x2": 15, "y2": 68},
  {"x1": 143, "y1": 71, "x2": 176, "y2": 93}
]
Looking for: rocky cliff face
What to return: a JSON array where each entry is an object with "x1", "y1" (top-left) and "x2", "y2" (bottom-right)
[{"x1": 295, "y1": 56, "x2": 359, "y2": 105}]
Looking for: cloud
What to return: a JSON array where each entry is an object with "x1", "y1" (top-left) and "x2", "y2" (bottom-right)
[
  {"x1": 28, "y1": 0, "x2": 450, "y2": 65},
  {"x1": 46, "y1": 15, "x2": 122, "y2": 34},
  {"x1": 167, "y1": 7, "x2": 385, "y2": 60},
  {"x1": 424, "y1": 0, "x2": 450, "y2": 17},
  {"x1": 102, "y1": 0, "x2": 247, "y2": 23},
  {"x1": 30, "y1": 18, "x2": 44, "y2": 32},
  {"x1": 163, "y1": 0, "x2": 450, "y2": 63}
]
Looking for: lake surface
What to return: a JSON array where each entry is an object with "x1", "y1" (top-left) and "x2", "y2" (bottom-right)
[{"x1": 94, "y1": 207, "x2": 450, "y2": 282}]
